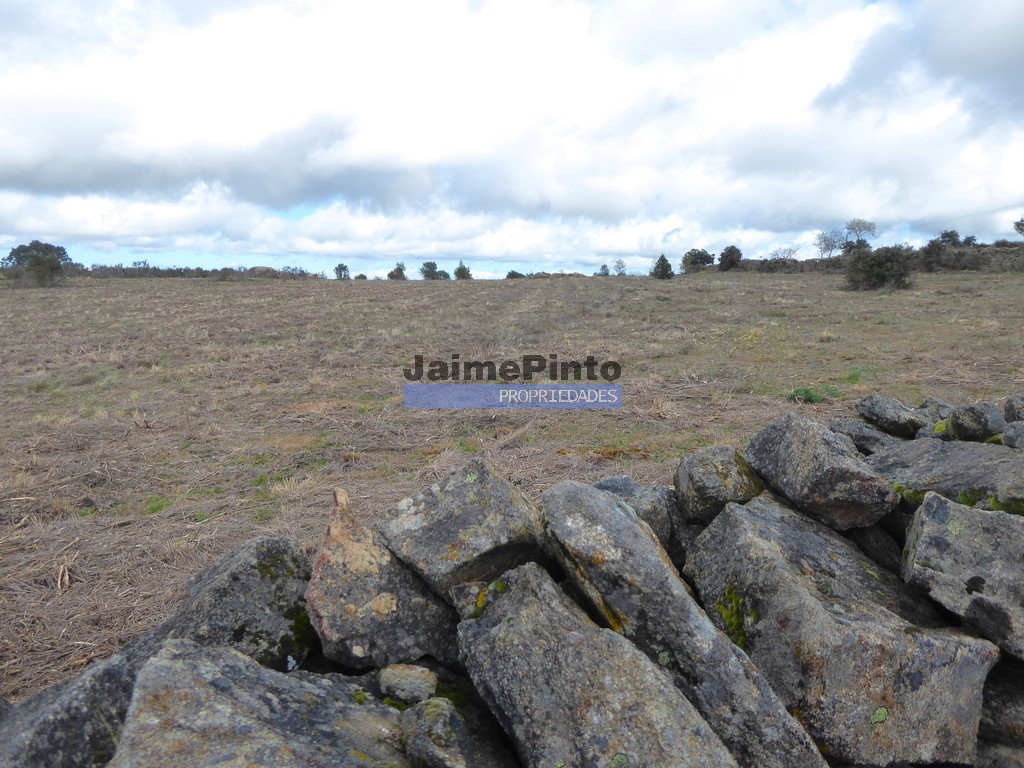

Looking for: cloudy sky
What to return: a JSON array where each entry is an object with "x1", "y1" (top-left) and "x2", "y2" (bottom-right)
[{"x1": 1, "y1": 0, "x2": 1022, "y2": 278}]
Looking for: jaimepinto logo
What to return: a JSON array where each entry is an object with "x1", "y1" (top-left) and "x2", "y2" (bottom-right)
[{"x1": 402, "y1": 353, "x2": 623, "y2": 410}]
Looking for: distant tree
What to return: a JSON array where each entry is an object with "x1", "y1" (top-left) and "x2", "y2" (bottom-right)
[
  {"x1": 681, "y1": 248, "x2": 714, "y2": 273},
  {"x1": 334, "y1": 263, "x2": 350, "y2": 280},
  {"x1": 718, "y1": 245, "x2": 743, "y2": 271},
  {"x1": 841, "y1": 239, "x2": 871, "y2": 256},
  {"x1": 594, "y1": 264, "x2": 610, "y2": 276},
  {"x1": 769, "y1": 246, "x2": 799, "y2": 261},
  {"x1": 419, "y1": 261, "x2": 450, "y2": 280},
  {"x1": 846, "y1": 244, "x2": 913, "y2": 290},
  {"x1": 387, "y1": 262, "x2": 407, "y2": 280},
  {"x1": 962, "y1": 235, "x2": 977, "y2": 247},
  {"x1": 613, "y1": 258, "x2": 627, "y2": 276},
  {"x1": 845, "y1": 218, "x2": 876, "y2": 241},
  {"x1": 939, "y1": 230, "x2": 961, "y2": 247},
  {"x1": 505, "y1": 270, "x2": 526, "y2": 279},
  {"x1": 1015, "y1": 218, "x2": 1024, "y2": 238},
  {"x1": 813, "y1": 228, "x2": 844, "y2": 259},
  {"x1": 454, "y1": 260, "x2": 472, "y2": 280},
  {"x1": 650, "y1": 253, "x2": 674, "y2": 279},
  {"x1": 354, "y1": 273, "x2": 368, "y2": 280},
  {"x1": 3, "y1": 241, "x2": 72, "y2": 286},
  {"x1": 919, "y1": 238, "x2": 943, "y2": 272}
]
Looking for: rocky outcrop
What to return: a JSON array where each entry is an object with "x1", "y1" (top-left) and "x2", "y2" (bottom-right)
[
  {"x1": 903, "y1": 492, "x2": 1024, "y2": 659},
  {"x1": 745, "y1": 412, "x2": 898, "y2": 529},
  {"x1": 306, "y1": 489, "x2": 458, "y2": 669},
  {"x1": 541, "y1": 481, "x2": 826, "y2": 768},
  {"x1": 1007, "y1": 394, "x2": 1024, "y2": 423},
  {"x1": 947, "y1": 401, "x2": 1008, "y2": 441},
  {"x1": 828, "y1": 415, "x2": 901, "y2": 455},
  {"x1": 674, "y1": 445, "x2": 764, "y2": 526},
  {"x1": 457, "y1": 562, "x2": 738, "y2": 768},
  {"x1": 592, "y1": 474, "x2": 674, "y2": 547},
  {"x1": 856, "y1": 393, "x2": 936, "y2": 436},
  {"x1": 684, "y1": 493, "x2": 1000, "y2": 766}
]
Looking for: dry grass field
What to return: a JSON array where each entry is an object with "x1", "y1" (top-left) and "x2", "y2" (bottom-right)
[{"x1": 2, "y1": 270, "x2": 1022, "y2": 702}]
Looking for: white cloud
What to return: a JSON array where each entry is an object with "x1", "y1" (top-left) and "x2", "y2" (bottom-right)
[{"x1": 1, "y1": 0, "x2": 1023, "y2": 272}]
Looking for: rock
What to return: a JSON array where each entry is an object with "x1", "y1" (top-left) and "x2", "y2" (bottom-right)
[
  {"x1": 842, "y1": 524, "x2": 903, "y2": 573},
  {"x1": 903, "y1": 492, "x2": 1024, "y2": 659},
  {"x1": 745, "y1": 412, "x2": 898, "y2": 530},
  {"x1": 867, "y1": 439, "x2": 1024, "y2": 513},
  {"x1": 828, "y1": 416, "x2": 901, "y2": 455},
  {"x1": 855, "y1": 394, "x2": 933, "y2": 437},
  {"x1": 684, "y1": 493, "x2": 1000, "y2": 767},
  {"x1": 541, "y1": 481, "x2": 827, "y2": 768},
  {"x1": 458, "y1": 562, "x2": 738, "y2": 768},
  {"x1": 674, "y1": 446, "x2": 764, "y2": 526},
  {"x1": 0, "y1": 535, "x2": 314, "y2": 768},
  {"x1": 0, "y1": 697, "x2": 8, "y2": 721},
  {"x1": 379, "y1": 664, "x2": 438, "y2": 704},
  {"x1": 918, "y1": 395, "x2": 957, "y2": 423},
  {"x1": 107, "y1": 639, "x2": 414, "y2": 768},
  {"x1": 380, "y1": 459, "x2": 544, "y2": 595},
  {"x1": 592, "y1": 474, "x2": 674, "y2": 547},
  {"x1": 307, "y1": 488, "x2": 459, "y2": 668},
  {"x1": 401, "y1": 697, "x2": 518, "y2": 768},
  {"x1": 1007, "y1": 394, "x2": 1024, "y2": 423},
  {"x1": 144, "y1": 535, "x2": 313, "y2": 671},
  {"x1": 947, "y1": 401, "x2": 1008, "y2": 442},
  {"x1": 1005, "y1": 422, "x2": 1024, "y2": 449},
  {"x1": 979, "y1": 741, "x2": 1024, "y2": 767},
  {"x1": 981, "y1": 663, "x2": 1024, "y2": 746},
  {"x1": 672, "y1": 522, "x2": 707, "y2": 565},
  {"x1": 0, "y1": 652, "x2": 135, "y2": 768}
]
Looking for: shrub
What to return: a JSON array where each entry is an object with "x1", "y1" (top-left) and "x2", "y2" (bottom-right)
[
  {"x1": 718, "y1": 245, "x2": 743, "y2": 271},
  {"x1": 681, "y1": 248, "x2": 714, "y2": 273},
  {"x1": 387, "y1": 262, "x2": 407, "y2": 280},
  {"x1": 354, "y1": 274, "x2": 368, "y2": 280},
  {"x1": 453, "y1": 260, "x2": 472, "y2": 280},
  {"x1": 505, "y1": 270, "x2": 526, "y2": 279},
  {"x1": 594, "y1": 264, "x2": 610, "y2": 276},
  {"x1": 334, "y1": 263, "x2": 350, "y2": 280},
  {"x1": 846, "y1": 245, "x2": 913, "y2": 290},
  {"x1": 919, "y1": 239, "x2": 943, "y2": 272}
]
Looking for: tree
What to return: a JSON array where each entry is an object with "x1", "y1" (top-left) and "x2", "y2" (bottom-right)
[
  {"x1": 506, "y1": 270, "x2": 526, "y2": 279},
  {"x1": 613, "y1": 258, "x2": 627, "y2": 276},
  {"x1": 681, "y1": 248, "x2": 714, "y2": 273},
  {"x1": 938, "y1": 230, "x2": 961, "y2": 247},
  {"x1": 846, "y1": 244, "x2": 913, "y2": 290},
  {"x1": 841, "y1": 239, "x2": 871, "y2": 256},
  {"x1": 454, "y1": 260, "x2": 472, "y2": 280},
  {"x1": 1015, "y1": 218, "x2": 1024, "y2": 238},
  {"x1": 594, "y1": 264, "x2": 610, "y2": 276},
  {"x1": 919, "y1": 238, "x2": 943, "y2": 272},
  {"x1": 354, "y1": 273, "x2": 368, "y2": 280},
  {"x1": 3, "y1": 241, "x2": 72, "y2": 286},
  {"x1": 813, "y1": 228, "x2": 843, "y2": 259},
  {"x1": 650, "y1": 253, "x2": 674, "y2": 279},
  {"x1": 845, "y1": 218, "x2": 876, "y2": 241},
  {"x1": 334, "y1": 263, "x2": 350, "y2": 280},
  {"x1": 387, "y1": 262, "x2": 407, "y2": 280},
  {"x1": 718, "y1": 245, "x2": 743, "y2": 271},
  {"x1": 769, "y1": 246, "x2": 798, "y2": 261},
  {"x1": 419, "y1": 261, "x2": 450, "y2": 280}
]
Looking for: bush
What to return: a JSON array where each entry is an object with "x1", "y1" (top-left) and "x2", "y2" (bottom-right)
[
  {"x1": 505, "y1": 270, "x2": 526, "y2": 279},
  {"x1": 387, "y1": 262, "x2": 407, "y2": 280},
  {"x1": 846, "y1": 245, "x2": 913, "y2": 290},
  {"x1": 681, "y1": 248, "x2": 713, "y2": 273},
  {"x1": 718, "y1": 245, "x2": 742, "y2": 271},
  {"x1": 650, "y1": 253, "x2": 674, "y2": 279},
  {"x1": 453, "y1": 260, "x2": 472, "y2": 280}
]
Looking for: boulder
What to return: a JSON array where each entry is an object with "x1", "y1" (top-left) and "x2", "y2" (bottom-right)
[
  {"x1": 380, "y1": 459, "x2": 544, "y2": 595},
  {"x1": 458, "y1": 562, "x2": 738, "y2": 768},
  {"x1": 745, "y1": 412, "x2": 898, "y2": 530},
  {"x1": 306, "y1": 489, "x2": 459, "y2": 668},
  {"x1": 541, "y1": 481, "x2": 827, "y2": 768},
  {"x1": 379, "y1": 664, "x2": 438, "y2": 704},
  {"x1": 947, "y1": 401, "x2": 1008, "y2": 442},
  {"x1": 828, "y1": 416, "x2": 901, "y2": 455},
  {"x1": 903, "y1": 493, "x2": 1024, "y2": 659},
  {"x1": 1005, "y1": 422, "x2": 1024, "y2": 449},
  {"x1": 401, "y1": 697, "x2": 518, "y2": 768},
  {"x1": 842, "y1": 524, "x2": 903, "y2": 574},
  {"x1": 978, "y1": 741, "x2": 1024, "y2": 767},
  {"x1": 684, "y1": 493, "x2": 1000, "y2": 767},
  {"x1": 1007, "y1": 394, "x2": 1024, "y2": 423},
  {"x1": 592, "y1": 474, "x2": 674, "y2": 547},
  {"x1": 981, "y1": 663, "x2": 1024, "y2": 746},
  {"x1": 867, "y1": 439, "x2": 1024, "y2": 514},
  {"x1": 107, "y1": 639, "x2": 414, "y2": 768},
  {"x1": 674, "y1": 446, "x2": 765, "y2": 526},
  {"x1": 855, "y1": 394, "x2": 933, "y2": 437},
  {"x1": 0, "y1": 535, "x2": 313, "y2": 768}
]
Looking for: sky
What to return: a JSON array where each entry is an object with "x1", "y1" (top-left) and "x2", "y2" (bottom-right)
[{"x1": 1, "y1": 0, "x2": 1023, "y2": 279}]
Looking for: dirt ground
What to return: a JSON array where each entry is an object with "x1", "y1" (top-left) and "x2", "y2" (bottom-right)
[{"x1": 2, "y1": 270, "x2": 1022, "y2": 701}]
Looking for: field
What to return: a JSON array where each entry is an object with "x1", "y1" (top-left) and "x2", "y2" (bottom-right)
[{"x1": 2, "y1": 271, "x2": 1022, "y2": 701}]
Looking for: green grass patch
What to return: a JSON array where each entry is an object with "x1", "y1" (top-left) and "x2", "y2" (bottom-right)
[
  {"x1": 786, "y1": 385, "x2": 841, "y2": 403},
  {"x1": 143, "y1": 496, "x2": 171, "y2": 514}
]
